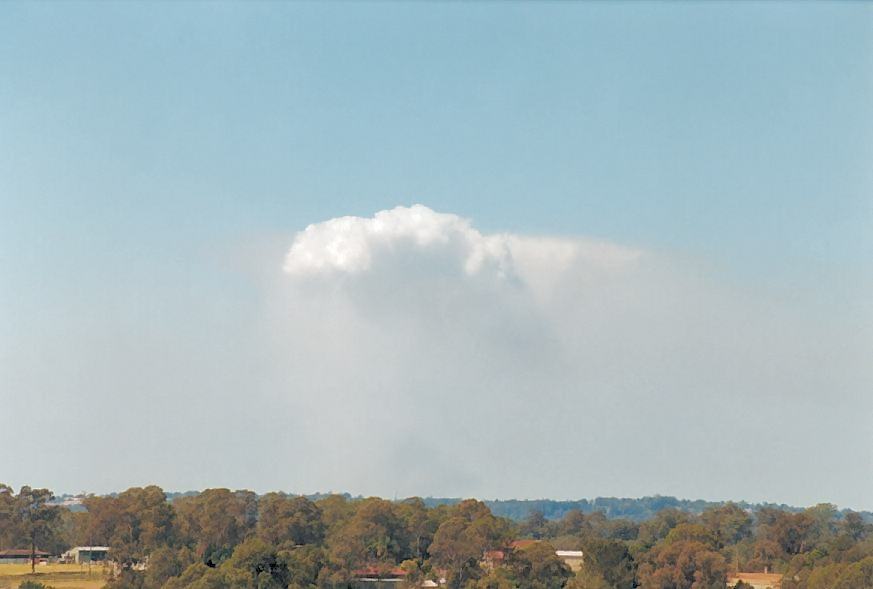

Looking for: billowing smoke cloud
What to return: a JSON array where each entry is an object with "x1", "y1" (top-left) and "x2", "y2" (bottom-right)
[
  {"x1": 262, "y1": 205, "x2": 871, "y2": 505},
  {"x1": 284, "y1": 204, "x2": 641, "y2": 283},
  {"x1": 283, "y1": 204, "x2": 643, "y2": 306},
  {"x1": 8, "y1": 204, "x2": 866, "y2": 507}
]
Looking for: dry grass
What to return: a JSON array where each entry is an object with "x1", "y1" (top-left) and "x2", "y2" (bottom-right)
[{"x1": 0, "y1": 563, "x2": 108, "y2": 589}]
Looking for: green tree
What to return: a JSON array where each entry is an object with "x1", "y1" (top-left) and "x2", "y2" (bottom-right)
[
  {"x1": 316, "y1": 495, "x2": 355, "y2": 536},
  {"x1": 175, "y1": 489, "x2": 258, "y2": 563},
  {"x1": 566, "y1": 570, "x2": 610, "y2": 589},
  {"x1": 664, "y1": 524, "x2": 717, "y2": 549},
  {"x1": 520, "y1": 511, "x2": 550, "y2": 540},
  {"x1": 637, "y1": 509, "x2": 692, "y2": 549},
  {"x1": 604, "y1": 520, "x2": 638, "y2": 542},
  {"x1": 581, "y1": 538, "x2": 635, "y2": 589},
  {"x1": 257, "y1": 494, "x2": 324, "y2": 549},
  {"x1": 833, "y1": 555, "x2": 873, "y2": 589},
  {"x1": 470, "y1": 565, "x2": 517, "y2": 589},
  {"x1": 760, "y1": 510, "x2": 815, "y2": 556},
  {"x1": 143, "y1": 545, "x2": 195, "y2": 589},
  {"x1": 226, "y1": 537, "x2": 290, "y2": 588},
  {"x1": 700, "y1": 504, "x2": 752, "y2": 549},
  {"x1": 0, "y1": 483, "x2": 16, "y2": 549},
  {"x1": 16, "y1": 486, "x2": 61, "y2": 572},
  {"x1": 279, "y1": 544, "x2": 327, "y2": 589},
  {"x1": 429, "y1": 501, "x2": 511, "y2": 589},
  {"x1": 396, "y1": 497, "x2": 441, "y2": 561},
  {"x1": 162, "y1": 540, "x2": 286, "y2": 589},
  {"x1": 556, "y1": 510, "x2": 588, "y2": 538},
  {"x1": 841, "y1": 511, "x2": 869, "y2": 542},
  {"x1": 327, "y1": 498, "x2": 410, "y2": 570},
  {"x1": 637, "y1": 540, "x2": 727, "y2": 589},
  {"x1": 79, "y1": 486, "x2": 176, "y2": 565},
  {"x1": 509, "y1": 542, "x2": 571, "y2": 589}
]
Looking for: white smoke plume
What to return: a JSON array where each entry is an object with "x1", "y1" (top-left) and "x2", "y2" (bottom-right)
[
  {"x1": 261, "y1": 205, "x2": 871, "y2": 504},
  {"x1": 6, "y1": 205, "x2": 867, "y2": 507},
  {"x1": 283, "y1": 204, "x2": 643, "y2": 302}
]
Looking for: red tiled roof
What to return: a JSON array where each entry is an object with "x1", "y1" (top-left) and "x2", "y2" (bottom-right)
[{"x1": 0, "y1": 549, "x2": 51, "y2": 557}]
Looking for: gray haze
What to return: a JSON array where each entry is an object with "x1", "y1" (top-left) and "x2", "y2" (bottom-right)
[{"x1": 2, "y1": 206, "x2": 870, "y2": 510}]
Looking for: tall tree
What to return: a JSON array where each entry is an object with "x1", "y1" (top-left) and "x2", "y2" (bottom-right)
[
  {"x1": 396, "y1": 497, "x2": 441, "y2": 561},
  {"x1": 637, "y1": 540, "x2": 727, "y2": 589},
  {"x1": 509, "y1": 542, "x2": 572, "y2": 589},
  {"x1": 80, "y1": 486, "x2": 176, "y2": 564},
  {"x1": 175, "y1": 488, "x2": 258, "y2": 563},
  {"x1": 700, "y1": 504, "x2": 752, "y2": 549},
  {"x1": 257, "y1": 494, "x2": 324, "y2": 549},
  {"x1": 429, "y1": 500, "x2": 512, "y2": 589},
  {"x1": 581, "y1": 538, "x2": 635, "y2": 589},
  {"x1": 520, "y1": 511, "x2": 550, "y2": 540},
  {"x1": 16, "y1": 486, "x2": 60, "y2": 572},
  {"x1": 327, "y1": 497, "x2": 410, "y2": 571},
  {"x1": 0, "y1": 483, "x2": 16, "y2": 550}
]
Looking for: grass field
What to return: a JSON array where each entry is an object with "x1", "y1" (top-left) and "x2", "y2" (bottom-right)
[{"x1": 0, "y1": 563, "x2": 108, "y2": 589}]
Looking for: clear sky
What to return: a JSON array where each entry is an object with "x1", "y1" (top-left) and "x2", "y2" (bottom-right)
[{"x1": 1, "y1": 2, "x2": 871, "y2": 510}]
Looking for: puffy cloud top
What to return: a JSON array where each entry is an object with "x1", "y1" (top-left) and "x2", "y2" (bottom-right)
[
  {"x1": 269, "y1": 205, "x2": 872, "y2": 506},
  {"x1": 283, "y1": 205, "x2": 642, "y2": 293}
]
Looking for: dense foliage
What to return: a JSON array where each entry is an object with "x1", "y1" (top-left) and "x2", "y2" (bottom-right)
[{"x1": 1, "y1": 484, "x2": 871, "y2": 589}]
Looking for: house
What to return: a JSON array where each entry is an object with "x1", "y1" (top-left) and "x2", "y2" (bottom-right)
[
  {"x1": 487, "y1": 542, "x2": 584, "y2": 572},
  {"x1": 350, "y1": 565, "x2": 407, "y2": 589},
  {"x1": 727, "y1": 572, "x2": 782, "y2": 589},
  {"x1": 555, "y1": 550, "x2": 584, "y2": 572},
  {"x1": 0, "y1": 549, "x2": 51, "y2": 564},
  {"x1": 482, "y1": 550, "x2": 506, "y2": 569},
  {"x1": 351, "y1": 565, "x2": 407, "y2": 581},
  {"x1": 62, "y1": 546, "x2": 111, "y2": 564}
]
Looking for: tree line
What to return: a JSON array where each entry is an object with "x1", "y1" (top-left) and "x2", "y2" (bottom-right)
[
  {"x1": 1, "y1": 484, "x2": 872, "y2": 589},
  {"x1": 436, "y1": 497, "x2": 864, "y2": 524}
]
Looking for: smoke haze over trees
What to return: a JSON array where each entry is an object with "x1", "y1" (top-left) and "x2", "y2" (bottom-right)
[{"x1": 3, "y1": 484, "x2": 873, "y2": 589}]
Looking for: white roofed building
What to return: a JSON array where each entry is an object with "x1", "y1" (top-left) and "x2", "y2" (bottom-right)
[
  {"x1": 63, "y1": 546, "x2": 111, "y2": 564},
  {"x1": 555, "y1": 550, "x2": 584, "y2": 572}
]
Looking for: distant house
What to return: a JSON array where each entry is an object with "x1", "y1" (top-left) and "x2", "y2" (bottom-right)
[
  {"x1": 0, "y1": 549, "x2": 51, "y2": 564},
  {"x1": 555, "y1": 550, "x2": 584, "y2": 572},
  {"x1": 351, "y1": 565, "x2": 406, "y2": 581},
  {"x1": 63, "y1": 546, "x2": 111, "y2": 564},
  {"x1": 487, "y1": 542, "x2": 584, "y2": 572},
  {"x1": 727, "y1": 572, "x2": 782, "y2": 589},
  {"x1": 349, "y1": 566, "x2": 407, "y2": 589},
  {"x1": 482, "y1": 550, "x2": 506, "y2": 568}
]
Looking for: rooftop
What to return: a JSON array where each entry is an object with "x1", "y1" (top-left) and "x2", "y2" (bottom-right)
[
  {"x1": 727, "y1": 572, "x2": 782, "y2": 588},
  {"x1": 351, "y1": 566, "x2": 407, "y2": 578},
  {"x1": 0, "y1": 549, "x2": 51, "y2": 557}
]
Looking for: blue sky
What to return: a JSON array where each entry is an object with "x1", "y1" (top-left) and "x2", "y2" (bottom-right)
[{"x1": 1, "y1": 2, "x2": 871, "y2": 509}]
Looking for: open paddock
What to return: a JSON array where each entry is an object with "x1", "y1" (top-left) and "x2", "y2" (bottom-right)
[{"x1": 0, "y1": 563, "x2": 108, "y2": 589}]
